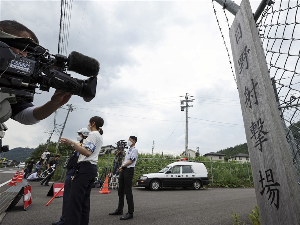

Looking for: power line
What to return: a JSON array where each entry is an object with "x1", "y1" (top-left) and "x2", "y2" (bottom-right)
[
  {"x1": 158, "y1": 114, "x2": 184, "y2": 151},
  {"x1": 68, "y1": 105, "x2": 244, "y2": 127},
  {"x1": 71, "y1": 95, "x2": 240, "y2": 108}
]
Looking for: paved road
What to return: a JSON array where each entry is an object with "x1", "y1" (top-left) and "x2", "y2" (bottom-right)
[
  {"x1": 0, "y1": 168, "x2": 257, "y2": 225},
  {"x1": 0, "y1": 168, "x2": 20, "y2": 193}
]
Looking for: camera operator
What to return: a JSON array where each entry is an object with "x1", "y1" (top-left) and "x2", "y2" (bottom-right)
[
  {"x1": 40, "y1": 154, "x2": 60, "y2": 186},
  {"x1": 112, "y1": 141, "x2": 125, "y2": 176},
  {"x1": 0, "y1": 20, "x2": 72, "y2": 125}
]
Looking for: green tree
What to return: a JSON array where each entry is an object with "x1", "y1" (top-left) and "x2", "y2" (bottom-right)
[
  {"x1": 29, "y1": 141, "x2": 73, "y2": 161},
  {"x1": 218, "y1": 143, "x2": 248, "y2": 158}
]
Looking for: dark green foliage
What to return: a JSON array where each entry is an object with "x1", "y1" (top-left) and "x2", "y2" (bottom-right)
[
  {"x1": 249, "y1": 205, "x2": 260, "y2": 225},
  {"x1": 218, "y1": 143, "x2": 248, "y2": 158},
  {"x1": 22, "y1": 142, "x2": 73, "y2": 182},
  {"x1": 0, "y1": 147, "x2": 34, "y2": 162},
  {"x1": 29, "y1": 142, "x2": 73, "y2": 162},
  {"x1": 24, "y1": 143, "x2": 254, "y2": 188},
  {"x1": 232, "y1": 205, "x2": 260, "y2": 225},
  {"x1": 232, "y1": 212, "x2": 246, "y2": 225},
  {"x1": 52, "y1": 157, "x2": 68, "y2": 182},
  {"x1": 96, "y1": 153, "x2": 253, "y2": 188},
  {"x1": 203, "y1": 161, "x2": 253, "y2": 188}
]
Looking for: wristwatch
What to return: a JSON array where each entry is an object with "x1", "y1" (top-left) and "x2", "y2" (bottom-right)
[{"x1": 71, "y1": 143, "x2": 75, "y2": 148}]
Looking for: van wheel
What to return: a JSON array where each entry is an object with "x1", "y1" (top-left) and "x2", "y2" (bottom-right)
[
  {"x1": 193, "y1": 180, "x2": 201, "y2": 190},
  {"x1": 150, "y1": 179, "x2": 161, "y2": 191}
]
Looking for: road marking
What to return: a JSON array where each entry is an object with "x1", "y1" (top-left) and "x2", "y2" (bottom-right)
[
  {"x1": 0, "y1": 169, "x2": 19, "y2": 174},
  {"x1": 0, "y1": 179, "x2": 12, "y2": 187},
  {"x1": 0, "y1": 171, "x2": 18, "y2": 174}
]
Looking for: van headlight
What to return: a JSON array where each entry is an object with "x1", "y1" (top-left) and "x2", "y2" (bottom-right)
[{"x1": 139, "y1": 176, "x2": 148, "y2": 180}]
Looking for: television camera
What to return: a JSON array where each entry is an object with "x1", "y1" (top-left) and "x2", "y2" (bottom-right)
[
  {"x1": 116, "y1": 140, "x2": 128, "y2": 152},
  {"x1": 0, "y1": 123, "x2": 8, "y2": 153},
  {"x1": 0, "y1": 30, "x2": 100, "y2": 150}
]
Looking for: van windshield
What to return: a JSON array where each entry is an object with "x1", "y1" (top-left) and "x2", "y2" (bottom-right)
[{"x1": 159, "y1": 166, "x2": 170, "y2": 173}]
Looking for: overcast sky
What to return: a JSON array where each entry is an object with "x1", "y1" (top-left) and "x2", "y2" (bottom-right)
[{"x1": 1, "y1": 0, "x2": 262, "y2": 156}]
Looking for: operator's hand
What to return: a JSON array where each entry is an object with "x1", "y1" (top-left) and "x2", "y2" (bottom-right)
[
  {"x1": 118, "y1": 166, "x2": 123, "y2": 172},
  {"x1": 51, "y1": 90, "x2": 72, "y2": 107},
  {"x1": 33, "y1": 90, "x2": 72, "y2": 121}
]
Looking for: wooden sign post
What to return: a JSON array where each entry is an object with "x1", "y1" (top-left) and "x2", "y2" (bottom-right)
[{"x1": 229, "y1": 0, "x2": 300, "y2": 224}]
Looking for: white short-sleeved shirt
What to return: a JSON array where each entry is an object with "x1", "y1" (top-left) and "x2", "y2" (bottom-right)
[
  {"x1": 78, "y1": 131, "x2": 103, "y2": 165},
  {"x1": 41, "y1": 151, "x2": 50, "y2": 159},
  {"x1": 27, "y1": 172, "x2": 39, "y2": 180},
  {"x1": 13, "y1": 106, "x2": 39, "y2": 125},
  {"x1": 123, "y1": 146, "x2": 138, "y2": 168}
]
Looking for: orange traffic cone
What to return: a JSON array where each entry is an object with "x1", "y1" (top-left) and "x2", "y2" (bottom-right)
[
  {"x1": 99, "y1": 175, "x2": 111, "y2": 194},
  {"x1": 7, "y1": 171, "x2": 19, "y2": 186},
  {"x1": 16, "y1": 172, "x2": 24, "y2": 182}
]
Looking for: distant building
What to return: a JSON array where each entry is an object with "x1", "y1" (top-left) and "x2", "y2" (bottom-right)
[
  {"x1": 203, "y1": 152, "x2": 226, "y2": 161},
  {"x1": 229, "y1": 153, "x2": 250, "y2": 163},
  {"x1": 180, "y1": 149, "x2": 196, "y2": 158}
]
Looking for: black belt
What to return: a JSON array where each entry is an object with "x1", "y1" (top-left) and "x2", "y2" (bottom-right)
[
  {"x1": 79, "y1": 161, "x2": 92, "y2": 164},
  {"x1": 78, "y1": 161, "x2": 97, "y2": 168}
]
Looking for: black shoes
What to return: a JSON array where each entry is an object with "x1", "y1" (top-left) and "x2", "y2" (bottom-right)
[
  {"x1": 120, "y1": 213, "x2": 133, "y2": 220},
  {"x1": 109, "y1": 210, "x2": 123, "y2": 215},
  {"x1": 109, "y1": 210, "x2": 133, "y2": 220}
]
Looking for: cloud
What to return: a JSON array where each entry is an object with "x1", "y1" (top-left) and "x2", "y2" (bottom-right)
[{"x1": 2, "y1": 0, "x2": 253, "y2": 156}]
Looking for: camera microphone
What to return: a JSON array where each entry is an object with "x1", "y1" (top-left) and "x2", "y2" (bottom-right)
[{"x1": 67, "y1": 51, "x2": 100, "y2": 77}]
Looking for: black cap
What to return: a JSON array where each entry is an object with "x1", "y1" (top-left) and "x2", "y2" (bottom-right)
[{"x1": 130, "y1": 136, "x2": 137, "y2": 143}]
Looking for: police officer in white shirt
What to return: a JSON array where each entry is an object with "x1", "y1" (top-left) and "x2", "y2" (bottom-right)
[{"x1": 109, "y1": 136, "x2": 138, "y2": 220}]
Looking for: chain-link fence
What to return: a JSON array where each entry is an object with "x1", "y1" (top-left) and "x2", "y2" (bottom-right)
[
  {"x1": 257, "y1": 0, "x2": 300, "y2": 183},
  {"x1": 212, "y1": 0, "x2": 300, "y2": 184},
  {"x1": 39, "y1": 155, "x2": 253, "y2": 188},
  {"x1": 97, "y1": 155, "x2": 254, "y2": 188}
]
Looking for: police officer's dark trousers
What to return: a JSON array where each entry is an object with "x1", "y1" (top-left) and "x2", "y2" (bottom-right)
[
  {"x1": 118, "y1": 167, "x2": 134, "y2": 214},
  {"x1": 65, "y1": 162, "x2": 97, "y2": 225},
  {"x1": 57, "y1": 168, "x2": 75, "y2": 225}
]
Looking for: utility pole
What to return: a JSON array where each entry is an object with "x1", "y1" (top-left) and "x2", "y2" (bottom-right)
[
  {"x1": 46, "y1": 111, "x2": 57, "y2": 149},
  {"x1": 46, "y1": 129, "x2": 55, "y2": 149},
  {"x1": 152, "y1": 140, "x2": 155, "y2": 155},
  {"x1": 180, "y1": 93, "x2": 195, "y2": 156},
  {"x1": 55, "y1": 104, "x2": 73, "y2": 153}
]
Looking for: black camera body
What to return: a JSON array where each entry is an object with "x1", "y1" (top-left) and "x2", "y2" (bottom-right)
[
  {"x1": 0, "y1": 123, "x2": 8, "y2": 153},
  {"x1": 117, "y1": 140, "x2": 128, "y2": 151},
  {"x1": 0, "y1": 40, "x2": 99, "y2": 106}
]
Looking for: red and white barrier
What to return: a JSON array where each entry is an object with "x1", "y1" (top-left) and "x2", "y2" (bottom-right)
[{"x1": 24, "y1": 185, "x2": 32, "y2": 210}]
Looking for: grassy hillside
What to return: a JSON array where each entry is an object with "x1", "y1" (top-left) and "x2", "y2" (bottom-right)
[
  {"x1": 0, "y1": 147, "x2": 34, "y2": 162},
  {"x1": 217, "y1": 143, "x2": 248, "y2": 159}
]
